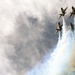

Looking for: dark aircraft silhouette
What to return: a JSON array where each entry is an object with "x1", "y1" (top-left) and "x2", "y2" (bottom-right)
[
  {"x1": 59, "y1": 7, "x2": 68, "y2": 19},
  {"x1": 70, "y1": 23, "x2": 74, "y2": 31},
  {"x1": 69, "y1": 6, "x2": 75, "y2": 18},
  {"x1": 56, "y1": 22, "x2": 63, "y2": 34}
]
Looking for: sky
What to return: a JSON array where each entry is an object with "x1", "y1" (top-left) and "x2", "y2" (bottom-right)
[{"x1": 0, "y1": 0, "x2": 75, "y2": 75}]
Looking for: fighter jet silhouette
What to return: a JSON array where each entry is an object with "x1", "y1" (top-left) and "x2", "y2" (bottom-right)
[
  {"x1": 70, "y1": 23, "x2": 74, "y2": 31},
  {"x1": 69, "y1": 6, "x2": 75, "y2": 18},
  {"x1": 56, "y1": 22, "x2": 63, "y2": 34},
  {"x1": 59, "y1": 7, "x2": 68, "y2": 19}
]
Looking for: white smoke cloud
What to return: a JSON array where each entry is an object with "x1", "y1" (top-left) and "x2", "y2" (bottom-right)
[
  {"x1": 27, "y1": 17, "x2": 75, "y2": 75},
  {"x1": 0, "y1": 37, "x2": 17, "y2": 75}
]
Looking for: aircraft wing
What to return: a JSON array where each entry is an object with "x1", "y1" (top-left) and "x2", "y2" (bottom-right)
[
  {"x1": 64, "y1": 7, "x2": 68, "y2": 11},
  {"x1": 61, "y1": 8, "x2": 64, "y2": 13},
  {"x1": 59, "y1": 15, "x2": 62, "y2": 19},
  {"x1": 72, "y1": 6, "x2": 75, "y2": 11},
  {"x1": 55, "y1": 29, "x2": 59, "y2": 34}
]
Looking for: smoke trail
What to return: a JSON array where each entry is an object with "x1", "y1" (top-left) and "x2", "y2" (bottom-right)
[
  {"x1": 49, "y1": 31, "x2": 74, "y2": 75},
  {"x1": 74, "y1": 16, "x2": 75, "y2": 30},
  {"x1": 62, "y1": 17, "x2": 68, "y2": 36},
  {"x1": 58, "y1": 32, "x2": 61, "y2": 42},
  {"x1": 27, "y1": 17, "x2": 75, "y2": 75},
  {"x1": 67, "y1": 17, "x2": 75, "y2": 74}
]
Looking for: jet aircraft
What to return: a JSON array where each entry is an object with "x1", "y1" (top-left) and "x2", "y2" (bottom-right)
[
  {"x1": 56, "y1": 22, "x2": 63, "y2": 34},
  {"x1": 69, "y1": 6, "x2": 75, "y2": 18},
  {"x1": 59, "y1": 7, "x2": 68, "y2": 19},
  {"x1": 70, "y1": 23, "x2": 74, "y2": 31}
]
